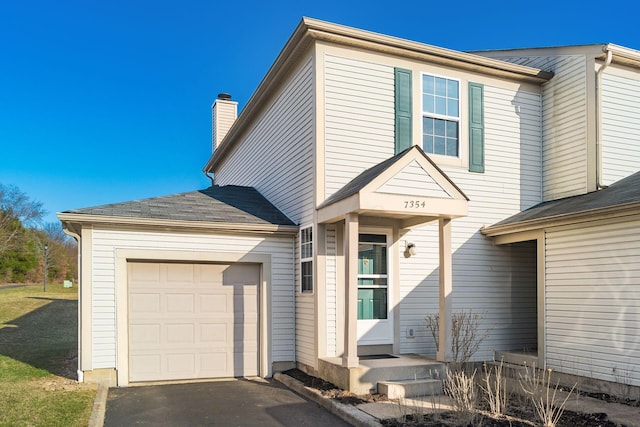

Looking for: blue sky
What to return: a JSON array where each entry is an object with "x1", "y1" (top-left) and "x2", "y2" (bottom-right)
[{"x1": 1, "y1": 0, "x2": 638, "y2": 224}]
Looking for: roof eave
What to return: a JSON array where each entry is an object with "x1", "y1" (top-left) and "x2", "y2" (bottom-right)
[
  {"x1": 481, "y1": 201, "x2": 640, "y2": 237},
  {"x1": 603, "y1": 43, "x2": 640, "y2": 68},
  {"x1": 204, "y1": 17, "x2": 552, "y2": 173},
  {"x1": 57, "y1": 213, "x2": 299, "y2": 236}
]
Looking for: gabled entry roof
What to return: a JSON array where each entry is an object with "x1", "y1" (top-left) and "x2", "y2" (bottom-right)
[
  {"x1": 317, "y1": 146, "x2": 468, "y2": 228},
  {"x1": 58, "y1": 185, "x2": 298, "y2": 234},
  {"x1": 482, "y1": 171, "x2": 640, "y2": 236}
]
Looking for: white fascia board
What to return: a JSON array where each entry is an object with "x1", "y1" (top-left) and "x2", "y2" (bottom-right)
[
  {"x1": 56, "y1": 213, "x2": 299, "y2": 236},
  {"x1": 481, "y1": 202, "x2": 640, "y2": 237},
  {"x1": 359, "y1": 193, "x2": 468, "y2": 218}
]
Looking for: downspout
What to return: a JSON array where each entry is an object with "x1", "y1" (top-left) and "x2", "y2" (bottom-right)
[
  {"x1": 204, "y1": 171, "x2": 215, "y2": 187},
  {"x1": 595, "y1": 47, "x2": 613, "y2": 190},
  {"x1": 62, "y1": 224, "x2": 84, "y2": 382}
]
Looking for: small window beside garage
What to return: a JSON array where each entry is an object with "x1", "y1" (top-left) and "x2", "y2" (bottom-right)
[{"x1": 300, "y1": 226, "x2": 313, "y2": 293}]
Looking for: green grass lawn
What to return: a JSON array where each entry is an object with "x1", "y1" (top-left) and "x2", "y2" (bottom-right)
[{"x1": 0, "y1": 283, "x2": 96, "y2": 427}]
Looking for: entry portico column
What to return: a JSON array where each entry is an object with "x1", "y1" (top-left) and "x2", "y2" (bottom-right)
[
  {"x1": 342, "y1": 212, "x2": 359, "y2": 368},
  {"x1": 437, "y1": 218, "x2": 453, "y2": 362}
]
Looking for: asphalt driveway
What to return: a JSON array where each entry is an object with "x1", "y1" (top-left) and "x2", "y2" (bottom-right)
[{"x1": 104, "y1": 378, "x2": 351, "y2": 426}]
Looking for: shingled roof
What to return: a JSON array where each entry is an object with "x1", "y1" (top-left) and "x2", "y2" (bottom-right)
[
  {"x1": 62, "y1": 185, "x2": 296, "y2": 226},
  {"x1": 484, "y1": 171, "x2": 640, "y2": 233}
]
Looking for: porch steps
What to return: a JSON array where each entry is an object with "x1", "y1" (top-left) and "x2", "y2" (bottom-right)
[
  {"x1": 378, "y1": 378, "x2": 443, "y2": 399},
  {"x1": 318, "y1": 354, "x2": 445, "y2": 396}
]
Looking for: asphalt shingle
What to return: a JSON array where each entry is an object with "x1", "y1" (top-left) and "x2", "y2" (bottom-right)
[
  {"x1": 490, "y1": 170, "x2": 640, "y2": 227},
  {"x1": 63, "y1": 185, "x2": 296, "y2": 226}
]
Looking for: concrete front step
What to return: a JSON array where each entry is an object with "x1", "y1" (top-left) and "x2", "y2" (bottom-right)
[
  {"x1": 318, "y1": 354, "x2": 445, "y2": 395},
  {"x1": 378, "y1": 378, "x2": 443, "y2": 399}
]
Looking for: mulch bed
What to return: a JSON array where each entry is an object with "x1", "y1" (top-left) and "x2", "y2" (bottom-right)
[
  {"x1": 282, "y1": 369, "x2": 625, "y2": 427},
  {"x1": 283, "y1": 368, "x2": 388, "y2": 405}
]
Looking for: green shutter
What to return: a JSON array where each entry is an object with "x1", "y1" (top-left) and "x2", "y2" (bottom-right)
[
  {"x1": 468, "y1": 82, "x2": 484, "y2": 173},
  {"x1": 394, "y1": 68, "x2": 412, "y2": 154}
]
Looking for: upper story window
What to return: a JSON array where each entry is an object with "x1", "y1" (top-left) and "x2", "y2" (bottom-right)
[
  {"x1": 422, "y1": 74, "x2": 460, "y2": 157},
  {"x1": 300, "y1": 226, "x2": 313, "y2": 293}
]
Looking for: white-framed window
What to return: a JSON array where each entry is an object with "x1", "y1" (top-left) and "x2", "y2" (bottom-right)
[
  {"x1": 422, "y1": 74, "x2": 460, "y2": 157},
  {"x1": 300, "y1": 226, "x2": 313, "y2": 293}
]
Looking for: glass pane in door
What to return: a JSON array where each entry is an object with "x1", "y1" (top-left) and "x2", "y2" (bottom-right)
[{"x1": 357, "y1": 234, "x2": 388, "y2": 320}]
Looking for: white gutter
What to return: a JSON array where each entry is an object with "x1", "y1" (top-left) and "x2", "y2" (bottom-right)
[
  {"x1": 596, "y1": 46, "x2": 613, "y2": 190},
  {"x1": 57, "y1": 213, "x2": 299, "y2": 235},
  {"x1": 481, "y1": 200, "x2": 640, "y2": 237}
]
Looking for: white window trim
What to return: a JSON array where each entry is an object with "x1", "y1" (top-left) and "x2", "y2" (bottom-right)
[
  {"x1": 420, "y1": 72, "x2": 468, "y2": 168},
  {"x1": 300, "y1": 225, "x2": 313, "y2": 293}
]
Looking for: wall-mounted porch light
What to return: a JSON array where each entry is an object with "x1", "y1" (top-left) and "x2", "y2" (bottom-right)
[{"x1": 406, "y1": 243, "x2": 417, "y2": 257}]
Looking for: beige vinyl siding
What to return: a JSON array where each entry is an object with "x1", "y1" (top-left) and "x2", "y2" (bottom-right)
[
  {"x1": 324, "y1": 54, "x2": 395, "y2": 198},
  {"x1": 377, "y1": 160, "x2": 451, "y2": 198},
  {"x1": 399, "y1": 85, "x2": 542, "y2": 359},
  {"x1": 295, "y1": 294, "x2": 315, "y2": 366},
  {"x1": 212, "y1": 56, "x2": 315, "y2": 368},
  {"x1": 88, "y1": 227, "x2": 295, "y2": 369},
  {"x1": 601, "y1": 71, "x2": 640, "y2": 185},
  {"x1": 545, "y1": 218, "x2": 640, "y2": 387},
  {"x1": 212, "y1": 102, "x2": 237, "y2": 151},
  {"x1": 475, "y1": 53, "x2": 589, "y2": 201},
  {"x1": 325, "y1": 226, "x2": 337, "y2": 357},
  {"x1": 214, "y1": 54, "x2": 315, "y2": 226}
]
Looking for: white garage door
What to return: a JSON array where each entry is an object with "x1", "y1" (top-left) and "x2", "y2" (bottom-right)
[{"x1": 127, "y1": 262, "x2": 259, "y2": 382}]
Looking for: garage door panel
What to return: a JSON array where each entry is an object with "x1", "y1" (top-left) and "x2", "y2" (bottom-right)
[
  {"x1": 200, "y1": 293, "x2": 229, "y2": 313},
  {"x1": 223, "y1": 264, "x2": 259, "y2": 286},
  {"x1": 128, "y1": 262, "x2": 259, "y2": 382},
  {"x1": 129, "y1": 263, "x2": 161, "y2": 283},
  {"x1": 166, "y1": 263, "x2": 195, "y2": 282},
  {"x1": 130, "y1": 293, "x2": 161, "y2": 313},
  {"x1": 166, "y1": 323, "x2": 195, "y2": 344},
  {"x1": 200, "y1": 352, "x2": 229, "y2": 375},
  {"x1": 166, "y1": 293, "x2": 195, "y2": 312},
  {"x1": 130, "y1": 324, "x2": 161, "y2": 345},
  {"x1": 200, "y1": 322, "x2": 229, "y2": 343},
  {"x1": 166, "y1": 353, "x2": 195, "y2": 376},
  {"x1": 233, "y1": 322, "x2": 258, "y2": 341},
  {"x1": 130, "y1": 354, "x2": 161, "y2": 380}
]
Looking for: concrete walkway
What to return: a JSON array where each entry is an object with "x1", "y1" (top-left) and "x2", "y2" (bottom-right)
[{"x1": 274, "y1": 373, "x2": 640, "y2": 427}]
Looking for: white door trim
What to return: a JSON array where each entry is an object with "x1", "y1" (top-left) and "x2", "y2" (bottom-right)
[{"x1": 357, "y1": 227, "x2": 394, "y2": 345}]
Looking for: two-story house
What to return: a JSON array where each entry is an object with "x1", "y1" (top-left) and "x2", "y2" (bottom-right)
[{"x1": 59, "y1": 18, "x2": 640, "y2": 397}]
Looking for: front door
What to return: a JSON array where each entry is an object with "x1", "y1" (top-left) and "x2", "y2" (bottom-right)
[{"x1": 357, "y1": 231, "x2": 393, "y2": 345}]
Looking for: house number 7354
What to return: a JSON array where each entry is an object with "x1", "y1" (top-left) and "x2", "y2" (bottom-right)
[{"x1": 404, "y1": 200, "x2": 426, "y2": 208}]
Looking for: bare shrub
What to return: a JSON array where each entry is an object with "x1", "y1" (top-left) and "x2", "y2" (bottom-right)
[
  {"x1": 443, "y1": 368, "x2": 478, "y2": 425},
  {"x1": 425, "y1": 309, "x2": 488, "y2": 364},
  {"x1": 519, "y1": 364, "x2": 576, "y2": 427},
  {"x1": 480, "y1": 359, "x2": 508, "y2": 416}
]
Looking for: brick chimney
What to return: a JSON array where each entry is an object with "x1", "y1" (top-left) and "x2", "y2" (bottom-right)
[{"x1": 211, "y1": 93, "x2": 238, "y2": 153}]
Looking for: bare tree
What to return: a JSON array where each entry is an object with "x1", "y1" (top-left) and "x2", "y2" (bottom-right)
[
  {"x1": 0, "y1": 184, "x2": 45, "y2": 254},
  {"x1": 42, "y1": 221, "x2": 70, "y2": 244}
]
